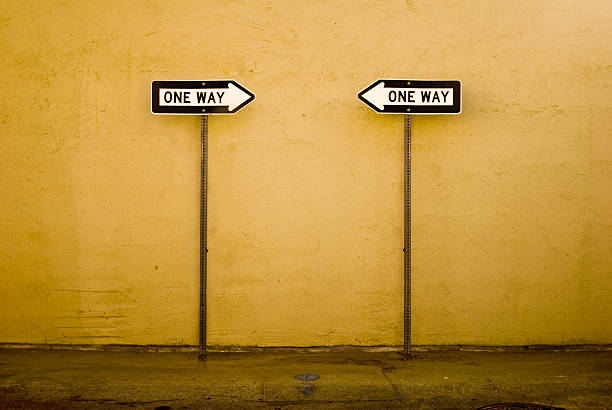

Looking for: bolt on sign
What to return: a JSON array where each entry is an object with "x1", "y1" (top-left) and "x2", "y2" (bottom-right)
[
  {"x1": 358, "y1": 79, "x2": 461, "y2": 114},
  {"x1": 151, "y1": 80, "x2": 255, "y2": 114}
]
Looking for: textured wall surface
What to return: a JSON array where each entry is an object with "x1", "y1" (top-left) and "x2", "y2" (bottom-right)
[{"x1": 1, "y1": 0, "x2": 610, "y2": 346}]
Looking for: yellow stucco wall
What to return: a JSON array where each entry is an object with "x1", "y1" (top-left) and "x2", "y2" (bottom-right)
[{"x1": 1, "y1": 0, "x2": 610, "y2": 346}]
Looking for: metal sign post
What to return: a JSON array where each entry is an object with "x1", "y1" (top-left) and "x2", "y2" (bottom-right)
[
  {"x1": 358, "y1": 79, "x2": 461, "y2": 358},
  {"x1": 152, "y1": 80, "x2": 254, "y2": 361},
  {"x1": 404, "y1": 114, "x2": 411, "y2": 358},
  {"x1": 200, "y1": 114, "x2": 208, "y2": 360}
]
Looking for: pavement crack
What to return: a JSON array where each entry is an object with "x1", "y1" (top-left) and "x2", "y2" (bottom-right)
[{"x1": 380, "y1": 367, "x2": 402, "y2": 400}]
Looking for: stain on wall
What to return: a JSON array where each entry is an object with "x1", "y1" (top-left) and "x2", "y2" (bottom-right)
[{"x1": 0, "y1": 0, "x2": 610, "y2": 346}]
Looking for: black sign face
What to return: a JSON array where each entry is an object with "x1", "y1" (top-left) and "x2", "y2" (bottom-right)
[
  {"x1": 151, "y1": 80, "x2": 255, "y2": 114},
  {"x1": 358, "y1": 79, "x2": 461, "y2": 114}
]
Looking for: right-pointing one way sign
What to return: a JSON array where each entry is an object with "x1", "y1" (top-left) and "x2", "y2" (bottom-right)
[
  {"x1": 358, "y1": 79, "x2": 461, "y2": 114},
  {"x1": 151, "y1": 80, "x2": 255, "y2": 115}
]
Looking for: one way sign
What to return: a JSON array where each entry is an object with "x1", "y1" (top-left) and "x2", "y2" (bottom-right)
[
  {"x1": 358, "y1": 79, "x2": 461, "y2": 114},
  {"x1": 152, "y1": 80, "x2": 255, "y2": 114}
]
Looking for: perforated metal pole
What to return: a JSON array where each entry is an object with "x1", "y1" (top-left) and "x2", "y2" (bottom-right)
[
  {"x1": 404, "y1": 114, "x2": 411, "y2": 359},
  {"x1": 199, "y1": 115, "x2": 208, "y2": 361}
]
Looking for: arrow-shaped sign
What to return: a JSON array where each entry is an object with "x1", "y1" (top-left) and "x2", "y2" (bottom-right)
[
  {"x1": 358, "y1": 79, "x2": 461, "y2": 114},
  {"x1": 152, "y1": 80, "x2": 255, "y2": 114}
]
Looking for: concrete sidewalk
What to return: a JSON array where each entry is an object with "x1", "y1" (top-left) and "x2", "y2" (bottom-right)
[{"x1": 0, "y1": 348, "x2": 610, "y2": 409}]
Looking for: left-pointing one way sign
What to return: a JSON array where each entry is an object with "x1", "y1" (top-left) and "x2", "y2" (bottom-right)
[
  {"x1": 358, "y1": 79, "x2": 461, "y2": 114},
  {"x1": 151, "y1": 80, "x2": 255, "y2": 114}
]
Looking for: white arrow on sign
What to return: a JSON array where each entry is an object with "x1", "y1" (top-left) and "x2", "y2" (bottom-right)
[
  {"x1": 159, "y1": 83, "x2": 252, "y2": 111},
  {"x1": 360, "y1": 82, "x2": 454, "y2": 110}
]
